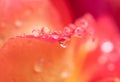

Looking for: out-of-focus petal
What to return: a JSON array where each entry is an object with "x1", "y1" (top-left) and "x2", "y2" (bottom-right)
[{"x1": 0, "y1": 37, "x2": 73, "y2": 82}]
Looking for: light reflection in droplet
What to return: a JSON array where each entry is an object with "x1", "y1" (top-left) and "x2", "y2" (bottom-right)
[
  {"x1": 59, "y1": 38, "x2": 70, "y2": 48},
  {"x1": 101, "y1": 41, "x2": 114, "y2": 53}
]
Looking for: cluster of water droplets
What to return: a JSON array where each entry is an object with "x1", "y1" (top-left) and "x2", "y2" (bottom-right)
[{"x1": 32, "y1": 19, "x2": 94, "y2": 48}]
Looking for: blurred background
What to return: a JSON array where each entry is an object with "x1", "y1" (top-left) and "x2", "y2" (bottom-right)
[{"x1": 68, "y1": 0, "x2": 120, "y2": 30}]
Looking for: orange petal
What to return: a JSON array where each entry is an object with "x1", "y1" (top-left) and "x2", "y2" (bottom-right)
[{"x1": 0, "y1": 0, "x2": 73, "y2": 46}]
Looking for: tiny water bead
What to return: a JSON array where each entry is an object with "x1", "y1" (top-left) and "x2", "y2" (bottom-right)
[
  {"x1": 80, "y1": 19, "x2": 88, "y2": 28},
  {"x1": 63, "y1": 26, "x2": 73, "y2": 35},
  {"x1": 34, "y1": 63, "x2": 43, "y2": 73},
  {"x1": 74, "y1": 27, "x2": 85, "y2": 37},
  {"x1": 51, "y1": 31, "x2": 61, "y2": 40},
  {"x1": 33, "y1": 59, "x2": 44, "y2": 73},
  {"x1": 75, "y1": 19, "x2": 89, "y2": 29}
]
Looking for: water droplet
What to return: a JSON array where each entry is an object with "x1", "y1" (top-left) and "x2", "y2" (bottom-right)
[
  {"x1": 40, "y1": 27, "x2": 50, "y2": 34},
  {"x1": 101, "y1": 41, "x2": 114, "y2": 53},
  {"x1": 32, "y1": 29, "x2": 40, "y2": 37},
  {"x1": 63, "y1": 27, "x2": 72, "y2": 34},
  {"x1": 74, "y1": 27, "x2": 84, "y2": 37},
  {"x1": 51, "y1": 31, "x2": 60, "y2": 39},
  {"x1": 59, "y1": 41, "x2": 67, "y2": 48},
  {"x1": 59, "y1": 38, "x2": 70, "y2": 48},
  {"x1": 34, "y1": 59, "x2": 44, "y2": 73},
  {"x1": 80, "y1": 19, "x2": 88, "y2": 28}
]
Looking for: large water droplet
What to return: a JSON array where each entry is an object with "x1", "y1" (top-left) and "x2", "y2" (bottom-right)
[
  {"x1": 1, "y1": 22, "x2": 6, "y2": 27},
  {"x1": 59, "y1": 38, "x2": 71, "y2": 48},
  {"x1": 39, "y1": 27, "x2": 50, "y2": 39},
  {"x1": 32, "y1": 29, "x2": 40, "y2": 37}
]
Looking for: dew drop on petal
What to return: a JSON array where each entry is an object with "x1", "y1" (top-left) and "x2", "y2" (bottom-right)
[
  {"x1": 74, "y1": 27, "x2": 84, "y2": 37},
  {"x1": 63, "y1": 27, "x2": 72, "y2": 34},
  {"x1": 33, "y1": 59, "x2": 44, "y2": 73},
  {"x1": 76, "y1": 19, "x2": 88, "y2": 28},
  {"x1": 34, "y1": 64, "x2": 42, "y2": 73},
  {"x1": 59, "y1": 42, "x2": 67, "y2": 48},
  {"x1": 59, "y1": 38, "x2": 71, "y2": 48},
  {"x1": 101, "y1": 41, "x2": 114, "y2": 53},
  {"x1": 80, "y1": 19, "x2": 88, "y2": 28},
  {"x1": 40, "y1": 27, "x2": 50, "y2": 34},
  {"x1": 51, "y1": 31, "x2": 60, "y2": 40},
  {"x1": 32, "y1": 29, "x2": 40, "y2": 37}
]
